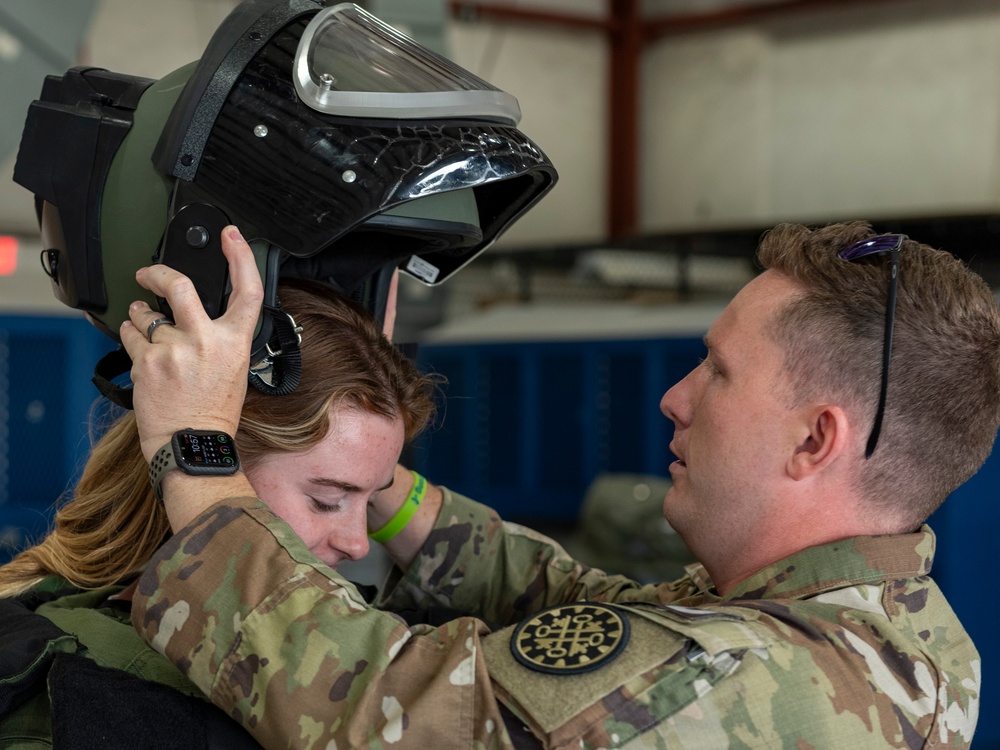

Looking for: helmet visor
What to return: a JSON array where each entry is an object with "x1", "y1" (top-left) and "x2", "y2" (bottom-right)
[{"x1": 294, "y1": 3, "x2": 520, "y2": 124}]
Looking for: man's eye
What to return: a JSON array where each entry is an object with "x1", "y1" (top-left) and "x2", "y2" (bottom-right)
[{"x1": 699, "y1": 357, "x2": 721, "y2": 376}]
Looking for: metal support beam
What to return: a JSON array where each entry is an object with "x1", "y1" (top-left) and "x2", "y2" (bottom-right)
[{"x1": 608, "y1": 0, "x2": 641, "y2": 238}]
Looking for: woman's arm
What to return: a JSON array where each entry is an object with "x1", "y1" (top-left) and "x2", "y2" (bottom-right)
[{"x1": 367, "y1": 463, "x2": 444, "y2": 570}]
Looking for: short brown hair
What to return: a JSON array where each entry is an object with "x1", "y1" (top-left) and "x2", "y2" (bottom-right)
[{"x1": 758, "y1": 222, "x2": 1000, "y2": 527}]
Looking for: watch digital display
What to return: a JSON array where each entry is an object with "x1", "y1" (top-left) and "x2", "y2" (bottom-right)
[
  {"x1": 175, "y1": 431, "x2": 238, "y2": 471},
  {"x1": 150, "y1": 429, "x2": 240, "y2": 501}
]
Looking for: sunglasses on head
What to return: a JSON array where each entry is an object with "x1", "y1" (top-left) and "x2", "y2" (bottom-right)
[{"x1": 837, "y1": 233, "x2": 907, "y2": 459}]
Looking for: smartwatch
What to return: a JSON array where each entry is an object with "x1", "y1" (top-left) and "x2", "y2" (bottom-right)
[{"x1": 148, "y1": 429, "x2": 240, "y2": 501}]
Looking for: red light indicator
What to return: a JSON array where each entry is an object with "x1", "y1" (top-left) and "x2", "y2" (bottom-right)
[{"x1": 0, "y1": 236, "x2": 17, "y2": 276}]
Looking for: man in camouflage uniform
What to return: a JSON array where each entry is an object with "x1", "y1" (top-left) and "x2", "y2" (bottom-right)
[{"x1": 124, "y1": 222, "x2": 996, "y2": 748}]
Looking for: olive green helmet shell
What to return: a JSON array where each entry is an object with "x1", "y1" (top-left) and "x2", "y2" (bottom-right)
[{"x1": 91, "y1": 63, "x2": 188, "y2": 339}]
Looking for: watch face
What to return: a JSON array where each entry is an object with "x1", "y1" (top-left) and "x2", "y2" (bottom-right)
[{"x1": 176, "y1": 431, "x2": 239, "y2": 473}]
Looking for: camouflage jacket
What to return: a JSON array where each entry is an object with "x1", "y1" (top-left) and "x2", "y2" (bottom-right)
[{"x1": 132, "y1": 489, "x2": 980, "y2": 749}]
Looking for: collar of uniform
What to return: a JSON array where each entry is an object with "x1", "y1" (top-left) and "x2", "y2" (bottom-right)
[
  {"x1": 680, "y1": 562, "x2": 716, "y2": 596},
  {"x1": 722, "y1": 524, "x2": 936, "y2": 602}
]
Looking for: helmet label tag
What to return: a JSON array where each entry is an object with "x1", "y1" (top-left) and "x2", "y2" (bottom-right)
[{"x1": 406, "y1": 255, "x2": 440, "y2": 284}]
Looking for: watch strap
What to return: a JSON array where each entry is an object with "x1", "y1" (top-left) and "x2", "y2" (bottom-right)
[{"x1": 148, "y1": 442, "x2": 178, "y2": 502}]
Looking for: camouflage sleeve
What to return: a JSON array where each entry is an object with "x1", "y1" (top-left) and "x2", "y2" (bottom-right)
[
  {"x1": 131, "y1": 497, "x2": 512, "y2": 750},
  {"x1": 377, "y1": 487, "x2": 699, "y2": 627}
]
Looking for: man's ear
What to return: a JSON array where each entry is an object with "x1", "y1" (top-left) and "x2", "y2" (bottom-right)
[{"x1": 787, "y1": 405, "x2": 849, "y2": 481}]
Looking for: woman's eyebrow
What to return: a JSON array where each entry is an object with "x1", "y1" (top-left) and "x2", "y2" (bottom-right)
[{"x1": 308, "y1": 476, "x2": 395, "y2": 492}]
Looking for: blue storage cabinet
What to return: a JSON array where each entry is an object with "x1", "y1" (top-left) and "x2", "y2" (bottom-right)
[
  {"x1": 415, "y1": 336, "x2": 1000, "y2": 748},
  {"x1": 412, "y1": 337, "x2": 705, "y2": 521},
  {"x1": 0, "y1": 314, "x2": 116, "y2": 561}
]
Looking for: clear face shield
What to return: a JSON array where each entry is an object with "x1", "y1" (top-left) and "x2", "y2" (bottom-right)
[{"x1": 295, "y1": 3, "x2": 520, "y2": 124}]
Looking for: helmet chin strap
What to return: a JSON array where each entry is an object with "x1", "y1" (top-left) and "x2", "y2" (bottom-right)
[
  {"x1": 91, "y1": 304, "x2": 304, "y2": 410},
  {"x1": 92, "y1": 348, "x2": 139, "y2": 410},
  {"x1": 248, "y1": 305, "x2": 303, "y2": 396}
]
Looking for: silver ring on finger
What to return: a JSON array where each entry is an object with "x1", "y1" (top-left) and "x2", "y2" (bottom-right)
[{"x1": 146, "y1": 316, "x2": 175, "y2": 343}]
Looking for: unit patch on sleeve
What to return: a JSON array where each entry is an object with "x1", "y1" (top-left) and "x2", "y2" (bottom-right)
[{"x1": 510, "y1": 602, "x2": 630, "y2": 675}]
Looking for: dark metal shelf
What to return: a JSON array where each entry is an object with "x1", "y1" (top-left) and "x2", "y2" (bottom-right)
[{"x1": 490, "y1": 214, "x2": 1000, "y2": 289}]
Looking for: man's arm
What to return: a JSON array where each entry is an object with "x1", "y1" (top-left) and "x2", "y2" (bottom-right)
[
  {"x1": 132, "y1": 496, "x2": 511, "y2": 749},
  {"x1": 373, "y1": 480, "x2": 701, "y2": 627}
]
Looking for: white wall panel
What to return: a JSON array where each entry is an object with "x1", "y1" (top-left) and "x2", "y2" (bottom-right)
[
  {"x1": 449, "y1": 20, "x2": 608, "y2": 246},
  {"x1": 768, "y1": 4, "x2": 1000, "y2": 221},
  {"x1": 642, "y1": 28, "x2": 772, "y2": 228},
  {"x1": 641, "y1": 0, "x2": 1000, "y2": 230}
]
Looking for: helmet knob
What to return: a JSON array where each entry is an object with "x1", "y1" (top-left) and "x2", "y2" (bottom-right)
[{"x1": 185, "y1": 225, "x2": 210, "y2": 249}]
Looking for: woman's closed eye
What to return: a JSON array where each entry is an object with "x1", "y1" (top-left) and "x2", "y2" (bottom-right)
[{"x1": 309, "y1": 496, "x2": 344, "y2": 514}]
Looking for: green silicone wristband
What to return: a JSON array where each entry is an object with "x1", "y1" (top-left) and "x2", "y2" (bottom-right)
[{"x1": 369, "y1": 471, "x2": 427, "y2": 544}]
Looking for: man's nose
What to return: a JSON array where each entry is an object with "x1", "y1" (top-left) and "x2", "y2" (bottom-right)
[{"x1": 660, "y1": 366, "x2": 698, "y2": 426}]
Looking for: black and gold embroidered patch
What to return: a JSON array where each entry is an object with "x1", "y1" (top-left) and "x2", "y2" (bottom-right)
[{"x1": 510, "y1": 603, "x2": 630, "y2": 675}]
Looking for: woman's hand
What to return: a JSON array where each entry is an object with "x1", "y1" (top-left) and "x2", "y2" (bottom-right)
[{"x1": 120, "y1": 226, "x2": 264, "y2": 462}]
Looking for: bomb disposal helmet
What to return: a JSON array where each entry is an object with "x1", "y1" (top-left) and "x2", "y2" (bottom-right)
[{"x1": 13, "y1": 0, "x2": 557, "y2": 402}]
